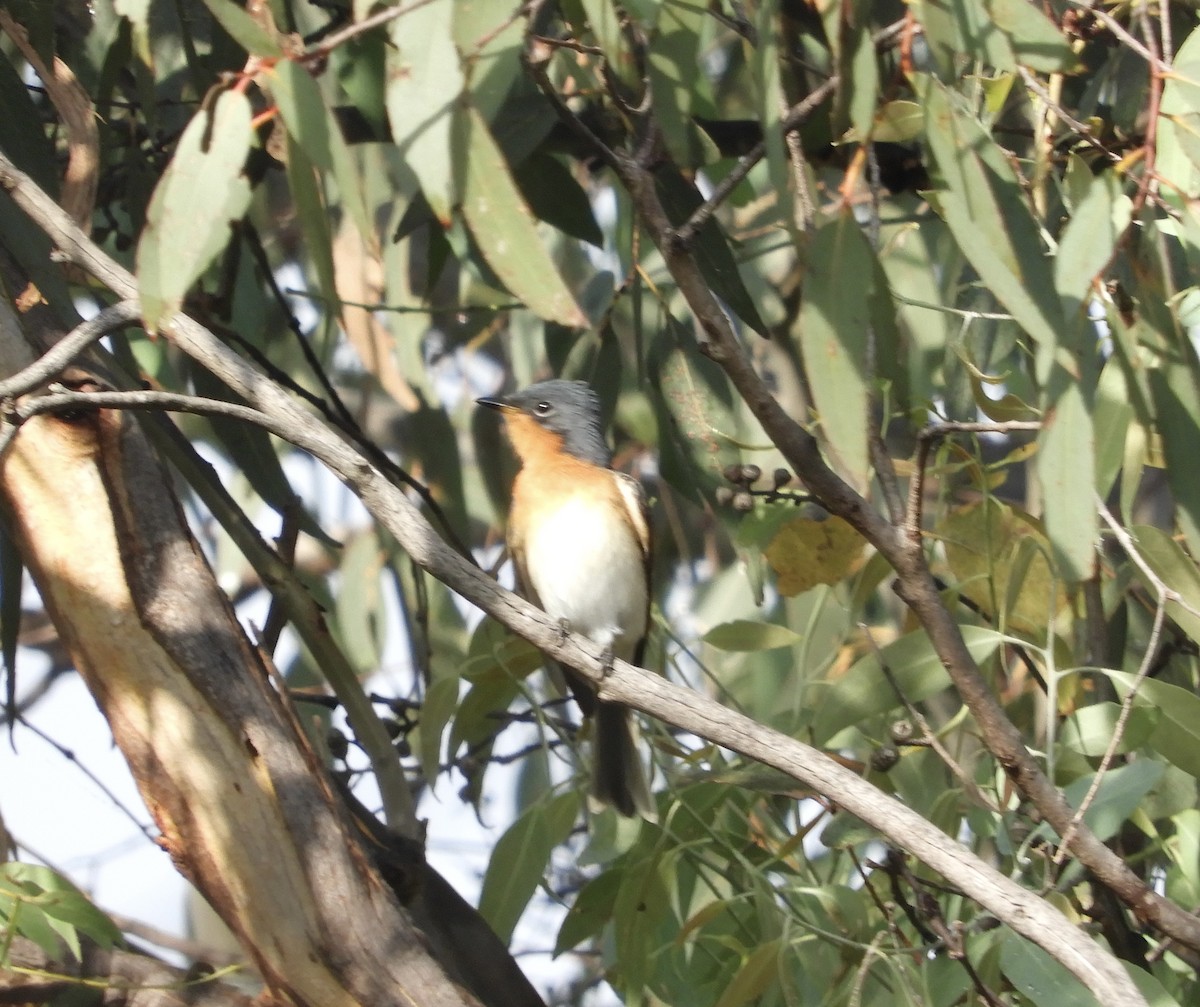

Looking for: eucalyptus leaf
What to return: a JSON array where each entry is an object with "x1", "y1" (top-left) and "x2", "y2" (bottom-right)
[{"x1": 136, "y1": 90, "x2": 253, "y2": 332}]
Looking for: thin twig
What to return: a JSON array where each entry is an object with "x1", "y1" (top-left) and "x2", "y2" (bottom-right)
[
  {"x1": 0, "y1": 300, "x2": 141, "y2": 399},
  {"x1": 863, "y1": 624, "x2": 1002, "y2": 815},
  {"x1": 0, "y1": 387, "x2": 283, "y2": 458},
  {"x1": 905, "y1": 421, "x2": 1042, "y2": 542},
  {"x1": 1018, "y1": 67, "x2": 1120, "y2": 165},
  {"x1": 300, "y1": 0, "x2": 439, "y2": 62},
  {"x1": 672, "y1": 79, "x2": 837, "y2": 248},
  {"x1": 1063, "y1": 1, "x2": 1172, "y2": 74},
  {"x1": 1054, "y1": 498, "x2": 1182, "y2": 860}
]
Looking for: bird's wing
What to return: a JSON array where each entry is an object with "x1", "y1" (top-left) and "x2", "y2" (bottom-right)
[
  {"x1": 612, "y1": 471, "x2": 652, "y2": 666},
  {"x1": 612, "y1": 471, "x2": 651, "y2": 558}
]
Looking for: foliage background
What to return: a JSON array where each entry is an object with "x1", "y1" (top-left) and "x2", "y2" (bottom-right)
[{"x1": 3, "y1": 0, "x2": 1200, "y2": 1005}]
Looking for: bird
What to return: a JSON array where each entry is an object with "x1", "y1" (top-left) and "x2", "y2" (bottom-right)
[{"x1": 477, "y1": 379, "x2": 654, "y2": 818}]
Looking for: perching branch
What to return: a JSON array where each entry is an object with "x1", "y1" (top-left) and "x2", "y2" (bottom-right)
[{"x1": 0, "y1": 148, "x2": 1151, "y2": 1007}]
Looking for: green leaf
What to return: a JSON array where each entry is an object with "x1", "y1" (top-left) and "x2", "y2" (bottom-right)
[
  {"x1": 1093, "y1": 359, "x2": 1134, "y2": 499},
  {"x1": 1149, "y1": 355, "x2": 1200, "y2": 559},
  {"x1": 1128, "y1": 525, "x2": 1200, "y2": 645},
  {"x1": 1158, "y1": 27, "x2": 1200, "y2": 204},
  {"x1": 1055, "y1": 166, "x2": 1132, "y2": 323},
  {"x1": 984, "y1": 0, "x2": 1075, "y2": 73},
  {"x1": 1, "y1": 864, "x2": 121, "y2": 957},
  {"x1": 703, "y1": 620, "x2": 803, "y2": 652},
  {"x1": 917, "y1": 74, "x2": 1063, "y2": 381},
  {"x1": 797, "y1": 211, "x2": 873, "y2": 490},
  {"x1": 649, "y1": 313, "x2": 740, "y2": 499},
  {"x1": 655, "y1": 168, "x2": 769, "y2": 336},
  {"x1": 646, "y1": 0, "x2": 713, "y2": 168},
  {"x1": 269, "y1": 59, "x2": 372, "y2": 241},
  {"x1": 385, "y1": 0, "x2": 462, "y2": 223},
  {"x1": 1000, "y1": 934, "x2": 1099, "y2": 1007},
  {"x1": 417, "y1": 675, "x2": 460, "y2": 783},
  {"x1": 556, "y1": 867, "x2": 623, "y2": 953},
  {"x1": 812, "y1": 626, "x2": 1003, "y2": 744},
  {"x1": 750, "y1": 3, "x2": 792, "y2": 228},
  {"x1": 1107, "y1": 670, "x2": 1200, "y2": 781},
  {"x1": 202, "y1": 0, "x2": 282, "y2": 57},
  {"x1": 455, "y1": 106, "x2": 588, "y2": 327},
  {"x1": 1060, "y1": 702, "x2": 1156, "y2": 758},
  {"x1": 283, "y1": 135, "x2": 338, "y2": 315},
  {"x1": 335, "y1": 532, "x2": 384, "y2": 674},
  {"x1": 870, "y1": 100, "x2": 924, "y2": 143},
  {"x1": 1057, "y1": 760, "x2": 1164, "y2": 844},
  {"x1": 513, "y1": 153, "x2": 603, "y2": 247},
  {"x1": 478, "y1": 791, "x2": 579, "y2": 943},
  {"x1": 714, "y1": 938, "x2": 783, "y2": 1007},
  {"x1": 136, "y1": 89, "x2": 254, "y2": 332},
  {"x1": 453, "y1": 1, "x2": 524, "y2": 123},
  {"x1": 1036, "y1": 381, "x2": 1096, "y2": 581}
]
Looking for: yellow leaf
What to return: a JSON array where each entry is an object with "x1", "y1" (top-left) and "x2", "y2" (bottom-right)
[
  {"x1": 764, "y1": 517, "x2": 865, "y2": 596},
  {"x1": 937, "y1": 498, "x2": 1067, "y2": 637}
]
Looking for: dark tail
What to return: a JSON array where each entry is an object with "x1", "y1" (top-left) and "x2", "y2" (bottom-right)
[{"x1": 592, "y1": 701, "x2": 655, "y2": 818}]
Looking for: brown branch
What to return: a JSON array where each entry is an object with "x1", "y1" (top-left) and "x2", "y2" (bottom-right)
[{"x1": 0, "y1": 149, "x2": 1151, "y2": 1006}]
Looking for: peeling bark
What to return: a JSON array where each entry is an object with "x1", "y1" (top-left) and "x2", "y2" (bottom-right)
[{"x1": 0, "y1": 299, "x2": 480, "y2": 1007}]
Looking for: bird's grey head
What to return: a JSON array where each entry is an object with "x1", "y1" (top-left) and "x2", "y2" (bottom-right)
[{"x1": 498, "y1": 380, "x2": 611, "y2": 466}]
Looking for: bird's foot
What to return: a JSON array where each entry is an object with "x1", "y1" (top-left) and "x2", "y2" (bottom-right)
[
  {"x1": 555, "y1": 617, "x2": 572, "y2": 646},
  {"x1": 598, "y1": 643, "x2": 615, "y2": 679}
]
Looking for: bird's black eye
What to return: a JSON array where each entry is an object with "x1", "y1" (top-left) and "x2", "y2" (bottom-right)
[{"x1": 533, "y1": 400, "x2": 554, "y2": 417}]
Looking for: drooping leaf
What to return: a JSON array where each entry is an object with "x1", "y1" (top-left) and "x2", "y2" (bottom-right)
[
  {"x1": 477, "y1": 791, "x2": 579, "y2": 943},
  {"x1": 1000, "y1": 933, "x2": 1101, "y2": 1007},
  {"x1": 385, "y1": 0, "x2": 462, "y2": 223},
  {"x1": 136, "y1": 89, "x2": 254, "y2": 332},
  {"x1": 1149, "y1": 355, "x2": 1200, "y2": 558},
  {"x1": 1155, "y1": 22, "x2": 1200, "y2": 204},
  {"x1": 655, "y1": 167, "x2": 769, "y2": 336},
  {"x1": 269, "y1": 58, "x2": 372, "y2": 242},
  {"x1": 513, "y1": 153, "x2": 603, "y2": 247},
  {"x1": 1057, "y1": 760, "x2": 1165, "y2": 844},
  {"x1": 796, "y1": 211, "x2": 874, "y2": 490},
  {"x1": 453, "y1": 1, "x2": 524, "y2": 123},
  {"x1": 1055, "y1": 165, "x2": 1133, "y2": 324},
  {"x1": 1037, "y1": 380, "x2": 1097, "y2": 582},
  {"x1": 984, "y1": 0, "x2": 1076, "y2": 73},
  {"x1": 939, "y1": 498, "x2": 1066, "y2": 637},
  {"x1": 1061, "y1": 701, "x2": 1157, "y2": 758},
  {"x1": 455, "y1": 105, "x2": 588, "y2": 327},
  {"x1": 646, "y1": 0, "x2": 714, "y2": 168},
  {"x1": 713, "y1": 938, "x2": 783, "y2": 1007},
  {"x1": 764, "y1": 515, "x2": 866, "y2": 597},
  {"x1": 1125, "y1": 526, "x2": 1200, "y2": 651},
  {"x1": 649, "y1": 314, "x2": 740, "y2": 499},
  {"x1": 202, "y1": 0, "x2": 283, "y2": 57},
  {"x1": 916, "y1": 74, "x2": 1063, "y2": 382}
]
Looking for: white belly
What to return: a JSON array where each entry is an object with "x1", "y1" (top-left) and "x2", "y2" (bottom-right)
[{"x1": 522, "y1": 495, "x2": 648, "y2": 661}]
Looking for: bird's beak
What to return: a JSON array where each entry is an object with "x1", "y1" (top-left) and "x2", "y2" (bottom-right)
[{"x1": 476, "y1": 395, "x2": 512, "y2": 412}]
